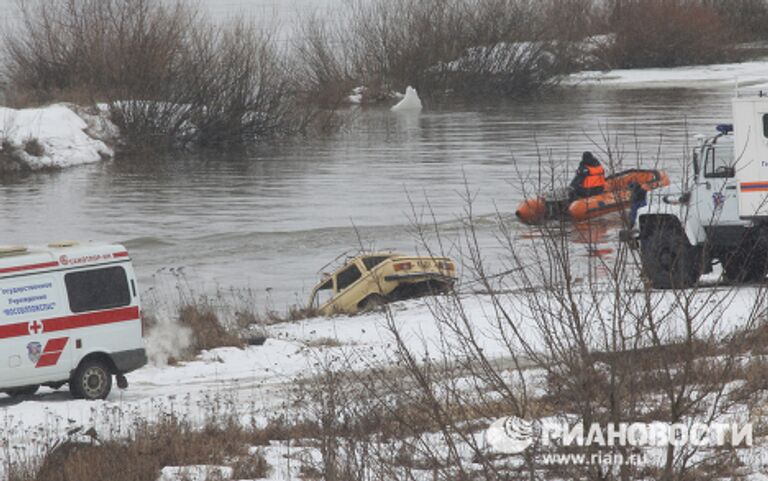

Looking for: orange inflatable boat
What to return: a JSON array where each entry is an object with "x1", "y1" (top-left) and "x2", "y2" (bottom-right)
[{"x1": 515, "y1": 169, "x2": 669, "y2": 224}]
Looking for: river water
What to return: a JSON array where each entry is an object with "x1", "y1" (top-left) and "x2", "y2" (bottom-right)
[
  {"x1": 0, "y1": 0, "x2": 741, "y2": 309},
  {"x1": 0, "y1": 85, "x2": 735, "y2": 309}
]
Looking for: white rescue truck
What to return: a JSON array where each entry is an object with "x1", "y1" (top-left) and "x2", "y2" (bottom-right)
[
  {"x1": 622, "y1": 94, "x2": 768, "y2": 288},
  {"x1": 0, "y1": 241, "x2": 146, "y2": 399}
]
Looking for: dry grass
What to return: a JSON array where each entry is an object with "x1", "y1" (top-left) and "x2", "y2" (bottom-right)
[
  {"x1": 248, "y1": 416, "x2": 321, "y2": 446},
  {"x1": 178, "y1": 303, "x2": 243, "y2": 352},
  {"x1": 9, "y1": 416, "x2": 270, "y2": 481}
]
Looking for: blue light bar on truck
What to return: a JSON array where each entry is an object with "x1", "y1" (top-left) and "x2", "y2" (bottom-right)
[{"x1": 716, "y1": 124, "x2": 733, "y2": 134}]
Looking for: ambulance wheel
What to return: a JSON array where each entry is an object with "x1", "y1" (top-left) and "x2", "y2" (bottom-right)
[
  {"x1": 71, "y1": 359, "x2": 112, "y2": 400},
  {"x1": 7, "y1": 385, "x2": 39, "y2": 398},
  {"x1": 641, "y1": 225, "x2": 698, "y2": 289}
]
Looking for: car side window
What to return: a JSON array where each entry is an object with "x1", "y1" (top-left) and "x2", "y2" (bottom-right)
[
  {"x1": 65, "y1": 266, "x2": 131, "y2": 313},
  {"x1": 336, "y1": 264, "x2": 362, "y2": 291}
]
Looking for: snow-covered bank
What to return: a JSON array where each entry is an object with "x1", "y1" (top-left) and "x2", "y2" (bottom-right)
[
  {"x1": 0, "y1": 104, "x2": 118, "y2": 172},
  {"x1": 567, "y1": 59, "x2": 768, "y2": 89},
  {"x1": 0, "y1": 280, "x2": 765, "y2": 479}
]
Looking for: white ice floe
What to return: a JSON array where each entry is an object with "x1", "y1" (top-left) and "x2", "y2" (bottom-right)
[
  {"x1": 0, "y1": 103, "x2": 117, "y2": 172},
  {"x1": 347, "y1": 86, "x2": 365, "y2": 104},
  {"x1": 391, "y1": 86, "x2": 423, "y2": 112}
]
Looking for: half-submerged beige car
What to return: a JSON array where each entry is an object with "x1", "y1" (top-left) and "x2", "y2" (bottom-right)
[{"x1": 308, "y1": 252, "x2": 458, "y2": 315}]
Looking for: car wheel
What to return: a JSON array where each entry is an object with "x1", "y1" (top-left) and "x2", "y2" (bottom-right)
[
  {"x1": 641, "y1": 225, "x2": 698, "y2": 289},
  {"x1": 7, "y1": 385, "x2": 39, "y2": 398},
  {"x1": 71, "y1": 359, "x2": 112, "y2": 400}
]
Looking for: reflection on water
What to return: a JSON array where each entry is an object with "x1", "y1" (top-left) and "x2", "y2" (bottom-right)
[{"x1": 0, "y1": 87, "x2": 734, "y2": 308}]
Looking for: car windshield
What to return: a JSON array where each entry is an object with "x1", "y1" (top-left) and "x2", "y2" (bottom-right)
[{"x1": 310, "y1": 278, "x2": 333, "y2": 308}]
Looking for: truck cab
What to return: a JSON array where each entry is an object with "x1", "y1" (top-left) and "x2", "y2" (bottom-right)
[{"x1": 624, "y1": 95, "x2": 768, "y2": 288}]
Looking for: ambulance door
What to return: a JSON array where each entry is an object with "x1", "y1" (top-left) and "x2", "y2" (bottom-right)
[{"x1": 0, "y1": 273, "x2": 70, "y2": 389}]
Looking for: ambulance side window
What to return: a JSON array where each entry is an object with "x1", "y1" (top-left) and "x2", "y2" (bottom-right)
[{"x1": 65, "y1": 266, "x2": 131, "y2": 313}]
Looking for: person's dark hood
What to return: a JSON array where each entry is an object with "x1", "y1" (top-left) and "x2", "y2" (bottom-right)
[{"x1": 581, "y1": 151, "x2": 600, "y2": 167}]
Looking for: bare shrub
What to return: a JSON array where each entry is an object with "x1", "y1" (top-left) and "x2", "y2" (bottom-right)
[
  {"x1": 22, "y1": 137, "x2": 43, "y2": 156},
  {"x1": 603, "y1": 0, "x2": 738, "y2": 68},
  {"x1": 296, "y1": 0, "x2": 570, "y2": 100},
  {"x1": 3, "y1": 0, "x2": 319, "y2": 150},
  {"x1": 10, "y1": 416, "x2": 270, "y2": 481},
  {"x1": 0, "y1": 139, "x2": 19, "y2": 169},
  {"x1": 293, "y1": 12, "x2": 357, "y2": 108},
  {"x1": 112, "y1": 20, "x2": 300, "y2": 149},
  {"x1": 699, "y1": 0, "x2": 768, "y2": 43},
  {"x1": 2, "y1": 0, "x2": 197, "y2": 105}
]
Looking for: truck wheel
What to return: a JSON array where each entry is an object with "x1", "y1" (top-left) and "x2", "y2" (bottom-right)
[
  {"x1": 723, "y1": 236, "x2": 768, "y2": 283},
  {"x1": 722, "y1": 251, "x2": 750, "y2": 282},
  {"x1": 71, "y1": 359, "x2": 112, "y2": 400},
  {"x1": 7, "y1": 385, "x2": 39, "y2": 398},
  {"x1": 641, "y1": 226, "x2": 698, "y2": 289}
]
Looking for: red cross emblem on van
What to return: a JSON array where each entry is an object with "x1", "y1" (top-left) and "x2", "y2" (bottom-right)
[{"x1": 28, "y1": 320, "x2": 43, "y2": 335}]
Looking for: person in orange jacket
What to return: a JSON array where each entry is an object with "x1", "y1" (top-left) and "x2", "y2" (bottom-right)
[{"x1": 570, "y1": 151, "x2": 606, "y2": 199}]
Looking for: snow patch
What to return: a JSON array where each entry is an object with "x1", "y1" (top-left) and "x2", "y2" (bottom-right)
[
  {"x1": 158, "y1": 465, "x2": 233, "y2": 481},
  {"x1": 391, "y1": 86, "x2": 423, "y2": 112},
  {"x1": 0, "y1": 104, "x2": 117, "y2": 172},
  {"x1": 567, "y1": 60, "x2": 768, "y2": 89}
]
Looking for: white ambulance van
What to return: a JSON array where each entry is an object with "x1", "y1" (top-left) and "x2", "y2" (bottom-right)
[{"x1": 0, "y1": 241, "x2": 146, "y2": 400}]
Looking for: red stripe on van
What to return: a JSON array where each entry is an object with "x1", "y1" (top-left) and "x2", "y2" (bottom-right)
[
  {"x1": 0, "y1": 306, "x2": 140, "y2": 340},
  {"x1": 0, "y1": 261, "x2": 59, "y2": 275},
  {"x1": 36, "y1": 351, "x2": 63, "y2": 368},
  {"x1": 35, "y1": 337, "x2": 69, "y2": 368},
  {"x1": 0, "y1": 323, "x2": 32, "y2": 339},
  {"x1": 43, "y1": 337, "x2": 68, "y2": 352},
  {"x1": 43, "y1": 306, "x2": 140, "y2": 333},
  {"x1": 113, "y1": 251, "x2": 129, "y2": 258}
]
